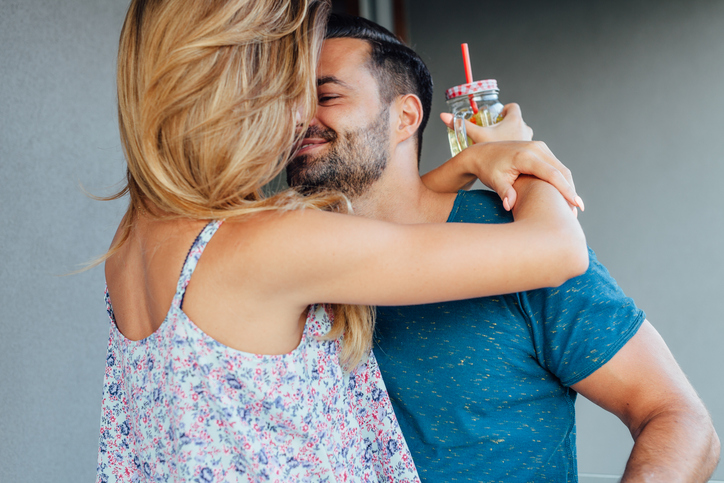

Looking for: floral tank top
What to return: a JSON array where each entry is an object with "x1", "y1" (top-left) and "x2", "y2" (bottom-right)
[{"x1": 96, "y1": 220, "x2": 419, "y2": 482}]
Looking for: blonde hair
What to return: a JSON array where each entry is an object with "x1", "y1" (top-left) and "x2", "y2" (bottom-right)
[{"x1": 102, "y1": 0, "x2": 373, "y2": 368}]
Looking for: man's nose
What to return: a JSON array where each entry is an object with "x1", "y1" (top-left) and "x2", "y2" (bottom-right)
[
  {"x1": 295, "y1": 107, "x2": 320, "y2": 129},
  {"x1": 295, "y1": 106, "x2": 305, "y2": 126}
]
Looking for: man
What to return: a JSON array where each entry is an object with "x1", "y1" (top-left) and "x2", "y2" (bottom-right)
[{"x1": 287, "y1": 14, "x2": 720, "y2": 482}]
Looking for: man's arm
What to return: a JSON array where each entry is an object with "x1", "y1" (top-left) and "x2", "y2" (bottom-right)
[{"x1": 572, "y1": 320, "x2": 720, "y2": 482}]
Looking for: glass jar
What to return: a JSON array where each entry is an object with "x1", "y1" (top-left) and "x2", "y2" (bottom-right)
[{"x1": 445, "y1": 79, "x2": 504, "y2": 156}]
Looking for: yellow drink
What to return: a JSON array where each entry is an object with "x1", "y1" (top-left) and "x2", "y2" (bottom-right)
[
  {"x1": 447, "y1": 109, "x2": 504, "y2": 156},
  {"x1": 445, "y1": 79, "x2": 504, "y2": 157}
]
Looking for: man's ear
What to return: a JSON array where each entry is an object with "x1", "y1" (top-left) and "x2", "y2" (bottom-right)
[{"x1": 393, "y1": 94, "x2": 423, "y2": 143}]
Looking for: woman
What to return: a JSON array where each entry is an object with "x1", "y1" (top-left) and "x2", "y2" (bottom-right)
[{"x1": 97, "y1": 0, "x2": 588, "y2": 481}]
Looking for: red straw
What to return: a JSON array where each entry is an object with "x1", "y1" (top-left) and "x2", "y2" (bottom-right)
[
  {"x1": 461, "y1": 43, "x2": 478, "y2": 114},
  {"x1": 461, "y1": 43, "x2": 473, "y2": 84}
]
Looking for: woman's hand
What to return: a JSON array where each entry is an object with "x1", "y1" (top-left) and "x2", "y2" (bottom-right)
[
  {"x1": 440, "y1": 103, "x2": 533, "y2": 143},
  {"x1": 459, "y1": 140, "x2": 583, "y2": 212},
  {"x1": 424, "y1": 104, "x2": 583, "y2": 212}
]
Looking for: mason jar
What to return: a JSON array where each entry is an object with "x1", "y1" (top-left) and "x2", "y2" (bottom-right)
[{"x1": 445, "y1": 79, "x2": 504, "y2": 156}]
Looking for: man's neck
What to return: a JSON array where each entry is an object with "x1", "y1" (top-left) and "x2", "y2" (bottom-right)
[{"x1": 350, "y1": 148, "x2": 457, "y2": 224}]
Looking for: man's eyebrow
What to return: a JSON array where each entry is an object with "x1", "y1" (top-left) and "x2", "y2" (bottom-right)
[{"x1": 317, "y1": 75, "x2": 351, "y2": 89}]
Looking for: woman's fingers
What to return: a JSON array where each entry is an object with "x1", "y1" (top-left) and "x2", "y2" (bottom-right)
[
  {"x1": 502, "y1": 186, "x2": 517, "y2": 212},
  {"x1": 484, "y1": 142, "x2": 583, "y2": 212},
  {"x1": 434, "y1": 117, "x2": 584, "y2": 212},
  {"x1": 516, "y1": 143, "x2": 583, "y2": 211},
  {"x1": 441, "y1": 104, "x2": 533, "y2": 144}
]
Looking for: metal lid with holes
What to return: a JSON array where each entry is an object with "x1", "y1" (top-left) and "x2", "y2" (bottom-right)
[{"x1": 445, "y1": 79, "x2": 499, "y2": 101}]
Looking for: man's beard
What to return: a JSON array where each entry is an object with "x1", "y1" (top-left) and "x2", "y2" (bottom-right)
[{"x1": 287, "y1": 108, "x2": 390, "y2": 198}]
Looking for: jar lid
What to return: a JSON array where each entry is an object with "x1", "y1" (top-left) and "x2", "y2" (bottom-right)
[{"x1": 445, "y1": 79, "x2": 498, "y2": 100}]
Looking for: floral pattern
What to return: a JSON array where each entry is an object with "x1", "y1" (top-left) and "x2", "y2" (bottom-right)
[{"x1": 97, "y1": 220, "x2": 419, "y2": 482}]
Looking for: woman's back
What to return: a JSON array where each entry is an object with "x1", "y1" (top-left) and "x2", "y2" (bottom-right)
[
  {"x1": 105, "y1": 214, "x2": 310, "y2": 355},
  {"x1": 99, "y1": 218, "x2": 419, "y2": 482}
]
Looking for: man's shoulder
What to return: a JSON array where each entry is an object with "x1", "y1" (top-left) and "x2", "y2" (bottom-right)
[{"x1": 448, "y1": 189, "x2": 513, "y2": 224}]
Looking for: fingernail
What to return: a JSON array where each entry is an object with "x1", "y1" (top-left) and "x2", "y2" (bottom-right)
[
  {"x1": 503, "y1": 197, "x2": 511, "y2": 211},
  {"x1": 575, "y1": 196, "x2": 585, "y2": 212}
]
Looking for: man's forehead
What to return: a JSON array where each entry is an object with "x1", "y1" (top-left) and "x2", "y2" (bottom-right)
[{"x1": 318, "y1": 37, "x2": 373, "y2": 82}]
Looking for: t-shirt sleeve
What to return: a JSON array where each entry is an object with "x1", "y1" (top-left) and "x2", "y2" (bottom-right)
[{"x1": 517, "y1": 247, "x2": 646, "y2": 387}]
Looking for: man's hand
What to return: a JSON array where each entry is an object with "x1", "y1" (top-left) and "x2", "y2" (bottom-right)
[
  {"x1": 440, "y1": 102, "x2": 533, "y2": 143},
  {"x1": 572, "y1": 320, "x2": 720, "y2": 482}
]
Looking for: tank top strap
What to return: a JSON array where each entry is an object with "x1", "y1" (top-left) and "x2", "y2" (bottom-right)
[{"x1": 172, "y1": 219, "x2": 224, "y2": 310}]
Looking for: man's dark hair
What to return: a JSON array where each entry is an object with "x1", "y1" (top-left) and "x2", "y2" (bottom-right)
[{"x1": 326, "y1": 13, "x2": 433, "y2": 163}]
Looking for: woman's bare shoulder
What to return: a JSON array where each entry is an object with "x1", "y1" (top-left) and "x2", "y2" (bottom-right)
[
  {"x1": 104, "y1": 215, "x2": 209, "y2": 340},
  {"x1": 216, "y1": 208, "x2": 360, "y2": 264}
]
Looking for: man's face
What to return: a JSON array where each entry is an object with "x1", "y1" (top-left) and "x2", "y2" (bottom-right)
[{"x1": 287, "y1": 38, "x2": 391, "y2": 198}]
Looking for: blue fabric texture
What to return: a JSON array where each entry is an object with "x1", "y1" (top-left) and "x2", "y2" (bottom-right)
[{"x1": 374, "y1": 190, "x2": 645, "y2": 482}]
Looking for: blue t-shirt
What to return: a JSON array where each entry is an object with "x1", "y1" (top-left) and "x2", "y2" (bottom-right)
[{"x1": 375, "y1": 190, "x2": 646, "y2": 482}]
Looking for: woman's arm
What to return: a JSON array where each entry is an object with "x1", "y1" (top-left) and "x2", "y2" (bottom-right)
[
  {"x1": 197, "y1": 174, "x2": 586, "y2": 356},
  {"x1": 250, "y1": 175, "x2": 588, "y2": 309},
  {"x1": 421, "y1": 104, "x2": 583, "y2": 212}
]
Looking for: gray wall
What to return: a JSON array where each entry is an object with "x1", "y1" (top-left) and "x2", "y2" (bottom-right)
[
  {"x1": 0, "y1": 0, "x2": 128, "y2": 481},
  {"x1": 408, "y1": 0, "x2": 724, "y2": 480},
  {"x1": 0, "y1": 0, "x2": 722, "y2": 481}
]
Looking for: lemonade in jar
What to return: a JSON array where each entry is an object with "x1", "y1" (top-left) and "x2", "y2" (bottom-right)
[{"x1": 445, "y1": 79, "x2": 504, "y2": 156}]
